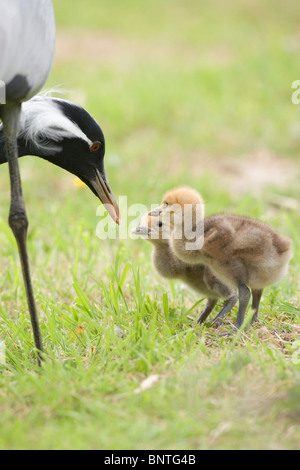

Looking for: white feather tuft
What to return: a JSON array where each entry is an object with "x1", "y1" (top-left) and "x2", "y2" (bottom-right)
[
  {"x1": 37, "y1": 86, "x2": 66, "y2": 97},
  {"x1": 19, "y1": 96, "x2": 93, "y2": 155}
]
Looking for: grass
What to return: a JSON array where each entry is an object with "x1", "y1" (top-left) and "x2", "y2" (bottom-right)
[{"x1": 0, "y1": 0, "x2": 300, "y2": 450}]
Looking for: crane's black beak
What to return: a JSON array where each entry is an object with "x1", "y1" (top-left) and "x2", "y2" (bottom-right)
[{"x1": 88, "y1": 168, "x2": 120, "y2": 225}]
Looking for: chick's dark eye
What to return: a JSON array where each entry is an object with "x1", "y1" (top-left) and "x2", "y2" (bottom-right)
[
  {"x1": 157, "y1": 221, "x2": 163, "y2": 227},
  {"x1": 91, "y1": 142, "x2": 101, "y2": 153},
  {"x1": 165, "y1": 201, "x2": 169, "y2": 207}
]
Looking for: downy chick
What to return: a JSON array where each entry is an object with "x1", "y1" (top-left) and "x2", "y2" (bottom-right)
[
  {"x1": 149, "y1": 186, "x2": 292, "y2": 330},
  {"x1": 132, "y1": 213, "x2": 238, "y2": 325}
]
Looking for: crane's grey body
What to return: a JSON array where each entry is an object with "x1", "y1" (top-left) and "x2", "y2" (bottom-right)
[
  {"x1": 0, "y1": 0, "x2": 56, "y2": 102},
  {"x1": 0, "y1": 0, "x2": 56, "y2": 364}
]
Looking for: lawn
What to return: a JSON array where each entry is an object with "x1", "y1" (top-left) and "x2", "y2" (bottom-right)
[{"x1": 0, "y1": 0, "x2": 299, "y2": 450}]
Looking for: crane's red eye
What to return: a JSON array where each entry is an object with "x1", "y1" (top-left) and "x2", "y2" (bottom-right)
[{"x1": 91, "y1": 142, "x2": 101, "y2": 152}]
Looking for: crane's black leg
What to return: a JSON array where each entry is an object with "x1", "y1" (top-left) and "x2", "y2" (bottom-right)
[
  {"x1": 2, "y1": 104, "x2": 43, "y2": 365},
  {"x1": 196, "y1": 298, "x2": 217, "y2": 324},
  {"x1": 250, "y1": 289, "x2": 263, "y2": 324},
  {"x1": 235, "y1": 283, "x2": 251, "y2": 329},
  {"x1": 211, "y1": 291, "x2": 239, "y2": 327}
]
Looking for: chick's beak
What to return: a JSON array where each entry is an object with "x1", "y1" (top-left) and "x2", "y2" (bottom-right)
[
  {"x1": 93, "y1": 168, "x2": 120, "y2": 225},
  {"x1": 148, "y1": 206, "x2": 162, "y2": 217},
  {"x1": 131, "y1": 226, "x2": 151, "y2": 236}
]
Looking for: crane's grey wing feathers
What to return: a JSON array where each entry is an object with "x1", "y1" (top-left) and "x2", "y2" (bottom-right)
[{"x1": 0, "y1": 0, "x2": 56, "y2": 102}]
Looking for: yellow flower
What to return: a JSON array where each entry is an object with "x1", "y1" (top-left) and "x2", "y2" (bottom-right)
[{"x1": 73, "y1": 177, "x2": 86, "y2": 188}]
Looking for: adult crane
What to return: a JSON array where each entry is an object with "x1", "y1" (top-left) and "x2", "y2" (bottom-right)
[{"x1": 0, "y1": 1, "x2": 120, "y2": 364}]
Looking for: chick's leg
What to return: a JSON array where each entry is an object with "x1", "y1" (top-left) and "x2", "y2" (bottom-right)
[
  {"x1": 250, "y1": 289, "x2": 263, "y2": 324},
  {"x1": 197, "y1": 298, "x2": 217, "y2": 324},
  {"x1": 211, "y1": 291, "x2": 238, "y2": 327},
  {"x1": 235, "y1": 284, "x2": 251, "y2": 329}
]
